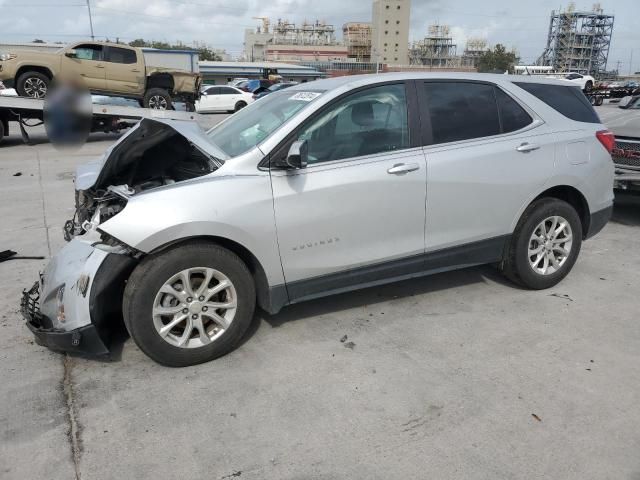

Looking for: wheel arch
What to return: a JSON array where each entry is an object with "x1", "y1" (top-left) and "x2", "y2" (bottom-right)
[
  {"x1": 147, "y1": 235, "x2": 287, "y2": 314},
  {"x1": 531, "y1": 185, "x2": 591, "y2": 238},
  {"x1": 146, "y1": 72, "x2": 175, "y2": 92},
  {"x1": 15, "y1": 65, "x2": 54, "y2": 83}
]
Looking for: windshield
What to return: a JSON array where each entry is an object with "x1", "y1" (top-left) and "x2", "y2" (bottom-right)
[{"x1": 206, "y1": 90, "x2": 324, "y2": 157}]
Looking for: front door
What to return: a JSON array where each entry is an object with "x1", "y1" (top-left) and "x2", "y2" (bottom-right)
[
  {"x1": 270, "y1": 82, "x2": 427, "y2": 300},
  {"x1": 60, "y1": 43, "x2": 106, "y2": 91}
]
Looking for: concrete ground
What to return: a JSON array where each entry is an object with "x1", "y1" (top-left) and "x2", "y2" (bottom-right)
[{"x1": 1, "y1": 115, "x2": 639, "y2": 480}]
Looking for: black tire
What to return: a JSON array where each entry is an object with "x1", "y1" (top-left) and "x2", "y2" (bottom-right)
[
  {"x1": 123, "y1": 242, "x2": 256, "y2": 367},
  {"x1": 500, "y1": 198, "x2": 582, "y2": 290},
  {"x1": 16, "y1": 71, "x2": 50, "y2": 98},
  {"x1": 584, "y1": 80, "x2": 593, "y2": 92},
  {"x1": 595, "y1": 96, "x2": 603, "y2": 106},
  {"x1": 0, "y1": 120, "x2": 4, "y2": 145},
  {"x1": 234, "y1": 101, "x2": 247, "y2": 112},
  {"x1": 143, "y1": 88, "x2": 173, "y2": 110}
]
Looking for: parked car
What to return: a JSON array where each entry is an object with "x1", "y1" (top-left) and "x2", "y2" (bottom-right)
[
  {"x1": 228, "y1": 78, "x2": 249, "y2": 87},
  {"x1": 0, "y1": 41, "x2": 201, "y2": 109},
  {"x1": 237, "y1": 79, "x2": 272, "y2": 94},
  {"x1": 22, "y1": 73, "x2": 614, "y2": 366},
  {"x1": 253, "y1": 82, "x2": 298, "y2": 100},
  {"x1": 560, "y1": 73, "x2": 596, "y2": 91},
  {"x1": 195, "y1": 85, "x2": 254, "y2": 113}
]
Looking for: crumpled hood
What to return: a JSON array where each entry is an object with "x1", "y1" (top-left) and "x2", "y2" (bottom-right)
[{"x1": 75, "y1": 118, "x2": 228, "y2": 191}]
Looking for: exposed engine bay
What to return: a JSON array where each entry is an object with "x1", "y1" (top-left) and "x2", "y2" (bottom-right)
[{"x1": 63, "y1": 119, "x2": 222, "y2": 241}]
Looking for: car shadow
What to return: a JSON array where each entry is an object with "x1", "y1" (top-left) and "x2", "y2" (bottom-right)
[
  {"x1": 256, "y1": 264, "x2": 514, "y2": 330},
  {"x1": 612, "y1": 191, "x2": 640, "y2": 227}
]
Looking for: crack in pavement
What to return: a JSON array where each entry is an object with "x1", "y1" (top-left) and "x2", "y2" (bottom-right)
[
  {"x1": 63, "y1": 355, "x2": 82, "y2": 480},
  {"x1": 36, "y1": 151, "x2": 52, "y2": 258}
]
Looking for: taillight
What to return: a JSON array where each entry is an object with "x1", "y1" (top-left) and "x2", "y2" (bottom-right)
[{"x1": 596, "y1": 130, "x2": 615, "y2": 154}]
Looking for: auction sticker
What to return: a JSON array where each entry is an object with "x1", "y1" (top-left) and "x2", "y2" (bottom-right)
[{"x1": 290, "y1": 92, "x2": 321, "y2": 102}]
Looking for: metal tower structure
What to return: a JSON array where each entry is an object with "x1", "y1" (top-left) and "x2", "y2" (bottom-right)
[
  {"x1": 538, "y1": 3, "x2": 614, "y2": 77},
  {"x1": 409, "y1": 24, "x2": 458, "y2": 67}
]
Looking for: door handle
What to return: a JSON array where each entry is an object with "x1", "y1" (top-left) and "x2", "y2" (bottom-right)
[
  {"x1": 131, "y1": 69, "x2": 141, "y2": 72},
  {"x1": 516, "y1": 142, "x2": 540, "y2": 153},
  {"x1": 95, "y1": 64, "x2": 105, "y2": 69},
  {"x1": 387, "y1": 163, "x2": 420, "y2": 175}
]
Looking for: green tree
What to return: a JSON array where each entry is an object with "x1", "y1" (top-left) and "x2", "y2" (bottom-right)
[
  {"x1": 477, "y1": 44, "x2": 519, "y2": 73},
  {"x1": 126, "y1": 39, "x2": 222, "y2": 61}
]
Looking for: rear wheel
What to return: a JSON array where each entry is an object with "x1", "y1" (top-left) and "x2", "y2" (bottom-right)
[
  {"x1": 16, "y1": 71, "x2": 50, "y2": 98},
  {"x1": 501, "y1": 198, "x2": 582, "y2": 289},
  {"x1": 123, "y1": 242, "x2": 256, "y2": 367},
  {"x1": 143, "y1": 88, "x2": 173, "y2": 110},
  {"x1": 584, "y1": 80, "x2": 593, "y2": 92},
  {"x1": 234, "y1": 101, "x2": 247, "y2": 112}
]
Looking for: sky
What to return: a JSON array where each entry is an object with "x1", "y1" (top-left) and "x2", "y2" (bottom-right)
[{"x1": 0, "y1": 0, "x2": 638, "y2": 73}]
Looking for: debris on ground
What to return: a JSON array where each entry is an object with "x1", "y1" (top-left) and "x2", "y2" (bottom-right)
[
  {"x1": 548, "y1": 293, "x2": 573, "y2": 302},
  {"x1": 340, "y1": 335, "x2": 348, "y2": 343},
  {"x1": 12, "y1": 172, "x2": 22, "y2": 177},
  {"x1": 344, "y1": 341, "x2": 356, "y2": 350},
  {"x1": 531, "y1": 413, "x2": 542, "y2": 422},
  {"x1": 221, "y1": 471, "x2": 242, "y2": 479},
  {"x1": 0, "y1": 250, "x2": 46, "y2": 263}
]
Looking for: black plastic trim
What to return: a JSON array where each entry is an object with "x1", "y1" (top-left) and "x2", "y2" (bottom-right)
[
  {"x1": 281, "y1": 235, "x2": 510, "y2": 308},
  {"x1": 585, "y1": 205, "x2": 613, "y2": 239}
]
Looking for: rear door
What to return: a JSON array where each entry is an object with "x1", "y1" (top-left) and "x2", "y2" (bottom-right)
[
  {"x1": 218, "y1": 86, "x2": 241, "y2": 110},
  {"x1": 270, "y1": 82, "x2": 427, "y2": 299},
  {"x1": 103, "y1": 46, "x2": 144, "y2": 94},
  {"x1": 417, "y1": 80, "x2": 556, "y2": 253}
]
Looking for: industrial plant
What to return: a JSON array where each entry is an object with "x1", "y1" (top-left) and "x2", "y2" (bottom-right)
[{"x1": 537, "y1": 3, "x2": 614, "y2": 76}]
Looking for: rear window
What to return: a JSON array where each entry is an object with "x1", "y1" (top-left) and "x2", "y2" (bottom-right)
[{"x1": 514, "y1": 82, "x2": 599, "y2": 124}]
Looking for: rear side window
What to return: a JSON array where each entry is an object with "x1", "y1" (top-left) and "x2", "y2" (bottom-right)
[
  {"x1": 495, "y1": 88, "x2": 533, "y2": 133},
  {"x1": 106, "y1": 47, "x2": 137, "y2": 64},
  {"x1": 514, "y1": 82, "x2": 599, "y2": 124},
  {"x1": 422, "y1": 82, "x2": 500, "y2": 144}
]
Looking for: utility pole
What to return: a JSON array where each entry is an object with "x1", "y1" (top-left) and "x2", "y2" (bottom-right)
[{"x1": 87, "y1": 0, "x2": 95, "y2": 40}]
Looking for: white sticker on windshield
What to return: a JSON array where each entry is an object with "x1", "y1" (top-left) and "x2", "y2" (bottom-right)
[{"x1": 289, "y1": 92, "x2": 321, "y2": 102}]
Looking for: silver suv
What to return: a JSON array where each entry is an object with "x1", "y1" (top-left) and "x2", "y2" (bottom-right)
[{"x1": 21, "y1": 73, "x2": 614, "y2": 366}]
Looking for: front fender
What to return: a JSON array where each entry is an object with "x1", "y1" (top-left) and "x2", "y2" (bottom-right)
[{"x1": 98, "y1": 173, "x2": 285, "y2": 286}]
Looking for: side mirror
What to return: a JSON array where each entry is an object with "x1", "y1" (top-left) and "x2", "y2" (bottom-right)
[
  {"x1": 285, "y1": 140, "x2": 308, "y2": 169},
  {"x1": 65, "y1": 49, "x2": 77, "y2": 58}
]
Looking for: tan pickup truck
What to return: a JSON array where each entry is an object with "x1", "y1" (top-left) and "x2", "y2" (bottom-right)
[{"x1": 0, "y1": 41, "x2": 201, "y2": 110}]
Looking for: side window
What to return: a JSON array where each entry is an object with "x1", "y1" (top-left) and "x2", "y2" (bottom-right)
[
  {"x1": 495, "y1": 88, "x2": 533, "y2": 133},
  {"x1": 297, "y1": 83, "x2": 409, "y2": 164},
  {"x1": 422, "y1": 82, "x2": 500, "y2": 144},
  {"x1": 205, "y1": 87, "x2": 220, "y2": 95},
  {"x1": 514, "y1": 82, "x2": 600, "y2": 124},
  {"x1": 106, "y1": 47, "x2": 137, "y2": 64},
  {"x1": 219, "y1": 87, "x2": 236, "y2": 95},
  {"x1": 73, "y1": 44, "x2": 103, "y2": 61}
]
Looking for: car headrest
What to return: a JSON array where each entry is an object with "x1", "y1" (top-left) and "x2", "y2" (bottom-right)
[{"x1": 351, "y1": 102, "x2": 375, "y2": 127}]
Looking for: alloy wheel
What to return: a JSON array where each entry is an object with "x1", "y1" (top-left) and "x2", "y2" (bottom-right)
[
  {"x1": 23, "y1": 77, "x2": 47, "y2": 98},
  {"x1": 528, "y1": 215, "x2": 573, "y2": 276},
  {"x1": 152, "y1": 267, "x2": 237, "y2": 348},
  {"x1": 148, "y1": 95, "x2": 168, "y2": 110}
]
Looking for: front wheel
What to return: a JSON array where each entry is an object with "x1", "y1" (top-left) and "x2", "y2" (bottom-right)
[
  {"x1": 501, "y1": 198, "x2": 582, "y2": 289},
  {"x1": 143, "y1": 88, "x2": 173, "y2": 110},
  {"x1": 16, "y1": 71, "x2": 50, "y2": 98},
  {"x1": 123, "y1": 242, "x2": 256, "y2": 367}
]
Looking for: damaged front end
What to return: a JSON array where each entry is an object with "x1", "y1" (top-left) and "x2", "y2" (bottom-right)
[
  {"x1": 24, "y1": 118, "x2": 225, "y2": 355},
  {"x1": 21, "y1": 232, "x2": 138, "y2": 356},
  {"x1": 63, "y1": 118, "x2": 224, "y2": 241}
]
